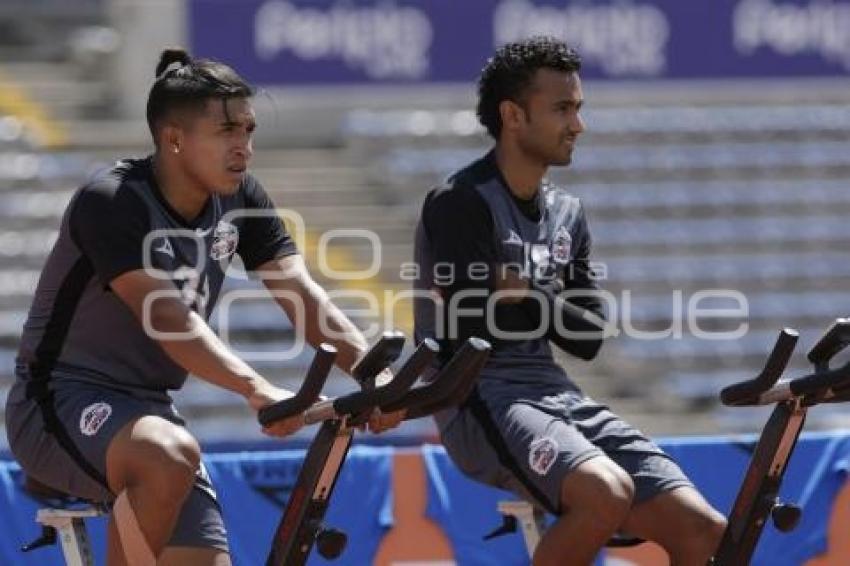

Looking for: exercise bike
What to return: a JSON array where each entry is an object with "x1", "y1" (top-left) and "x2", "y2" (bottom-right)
[
  {"x1": 487, "y1": 318, "x2": 850, "y2": 566},
  {"x1": 18, "y1": 332, "x2": 490, "y2": 566},
  {"x1": 257, "y1": 332, "x2": 491, "y2": 566},
  {"x1": 711, "y1": 317, "x2": 850, "y2": 564}
]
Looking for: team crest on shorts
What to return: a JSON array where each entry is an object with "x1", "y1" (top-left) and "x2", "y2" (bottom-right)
[
  {"x1": 210, "y1": 220, "x2": 239, "y2": 260},
  {"x1": 528, "y1": 436, "x2": 559, "y2": 476},
  {"x1": 551, "y1": 227, "x2": 572, "y2": 265},
  {"x1": 79, "y1": 402, "x2": 112, "y2": 437}
]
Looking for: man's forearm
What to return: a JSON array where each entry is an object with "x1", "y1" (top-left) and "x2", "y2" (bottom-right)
[
  {"x1": 526, "y1": 279, "x2": 606, "y2": 360},
  {"x1": 491, "y1": 264, "x2": 607, "y2": 360},
  {"x1": 257, "y1": 255, "x2": 369, "y2": 378},
  {"x1": 151, "y1": 303, "x2": 268, "y2": 398},
  {"x1": 280, "y1": 277, "x2": 368, "y2": 377}
]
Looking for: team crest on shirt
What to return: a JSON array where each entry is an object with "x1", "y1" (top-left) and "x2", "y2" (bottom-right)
[
  {"x1": 551, "y1": 226, "x2": 572, "y2": 265},
  {"x1": 528, "y1": 436, "x2": 559, "y2": 476},
  {"x1": 210, "y1": 220, "x2": 239, "y2": 260},
  {"x1": 79, "y1": 402, "x2": 112, "y2": 437}
]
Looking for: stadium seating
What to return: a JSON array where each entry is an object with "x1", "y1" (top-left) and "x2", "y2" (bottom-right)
[{"x1": 2, "y1": 54, "x2": 850, "y2": 449}]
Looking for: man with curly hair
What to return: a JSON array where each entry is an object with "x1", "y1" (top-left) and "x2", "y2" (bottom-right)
[{"x1": 414, "y1": 36, "x2": 726, "y2": 565}]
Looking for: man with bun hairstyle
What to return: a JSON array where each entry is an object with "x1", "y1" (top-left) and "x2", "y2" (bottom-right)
[
  {"x1": 414, "y1": 37, "x2": 726, "y2": 565},
  {"x1": 5, "y1": 48, "x2": 403, "y2": 565}
]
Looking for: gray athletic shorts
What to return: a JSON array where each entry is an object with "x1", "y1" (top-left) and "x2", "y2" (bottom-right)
[
  {"x1": 439, "y1": 378, "x2": 693, "y2": 514},
  {"x1": 5, "y1": 376, "x2": 228, "y2": 552}
]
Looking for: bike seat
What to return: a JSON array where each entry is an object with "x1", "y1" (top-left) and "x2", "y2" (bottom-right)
[
  {"x1": 24, "y1": 476, "x2": 70, "y2": 498},
  {"x1": 21, "y1": 476, "x2": 107, "y2": 557},
  {"x1": 23, "y1": 475, "x2": 92, "y2": 507}
]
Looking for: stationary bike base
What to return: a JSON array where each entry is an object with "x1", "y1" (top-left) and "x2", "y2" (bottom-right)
[{"x1": 22, "y1": 505, "x2": 106, "y2": 566}]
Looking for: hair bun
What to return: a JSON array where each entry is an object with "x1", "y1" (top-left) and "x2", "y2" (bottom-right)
[{"x1": 155, "y1": 48, "x2": 192, "y2": 78}]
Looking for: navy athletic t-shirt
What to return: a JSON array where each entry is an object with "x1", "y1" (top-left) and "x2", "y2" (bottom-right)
[
  {"x1": 414, "y1": 150, "x2": 604, "y2": 386},
  {"x1": 15, "y1": 156, "x2": 297, "y2": 392}
]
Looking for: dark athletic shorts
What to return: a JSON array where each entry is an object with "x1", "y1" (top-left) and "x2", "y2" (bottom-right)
[
  {"x1": 5, "y1": 376, "x2": 228, "y2": 552},
  {"x1": 438, "y1": 378, "x2": 693, "y2": 514}
]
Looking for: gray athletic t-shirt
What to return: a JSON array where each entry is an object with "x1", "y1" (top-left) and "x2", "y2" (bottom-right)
[
  {"x1": 15, "y1": 156, "x2": 297, "y2": 392},
  {"x1": 414, "y1": 150, "x2": 604, "y2": 386}
]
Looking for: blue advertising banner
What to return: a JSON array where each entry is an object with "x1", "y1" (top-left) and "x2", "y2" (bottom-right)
[{"x1": 189, "y1": 0, "x2": 850, "y2": 85}]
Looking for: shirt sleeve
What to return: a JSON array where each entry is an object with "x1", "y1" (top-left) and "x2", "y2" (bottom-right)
[
  {"x1": 421, "y1": 184, "x2": 497, "y2": 287},
  {"x1": 236, "y1": 176, "x2": 298, "y2": 271},
  {"x1": 69, "y1": 183, "x2": 151, "y2": 287},
  {"x1": 422, "y1": 184, "x2": 498, "y2": 347}
]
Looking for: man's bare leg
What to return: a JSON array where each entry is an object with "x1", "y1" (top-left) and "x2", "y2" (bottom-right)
[
  {"x1": 619, "y1": 485, "x2": 726, "y2": 566},
  {"x1": 108, "y1": 512, "x2": 231, "y2": 566},
  {"x1": 533, "y1": 456, "x2": 634, "y2": 566},
  {"x1": 107, "y1": 513, "x2": 127, "y2": 566},
  {"x1": 105, "y1": 416, "x2": 200, "y2": 561}
]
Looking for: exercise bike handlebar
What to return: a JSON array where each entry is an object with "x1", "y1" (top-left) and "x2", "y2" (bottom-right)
[
  {"x1": 724, "y1": 360, "x2": 850, "y2": 407},
  {"x1": 784, "y1": 359, "x2": 850, "y2": 400},
  {"x1": 258, "y1": 344, "x2": 338, "y2": 427},
  {"x1": 722, "y1": 321, "x2": 850, "y2": 407},
  {"x1": 304, "y1": 338, "x2": 440, "y2": 424},
  {"x1": 387, "y1": 337, "x2": 491, "y2": 420},
  {"x1": 807, "y1": 318, "x2": 850, "y2": 368},
  {"x1": 721, "y1": 329, "x2": 799, "y2": 407},
  {"x1": 351, "y1": 331, "x2": 406, "y2": 386},
  {"x1": 257, "y1": 335, "x2": 490, "y2": 427},
  {"x1": 258, "y1": 333, "x2": 406, "y2": 427}
]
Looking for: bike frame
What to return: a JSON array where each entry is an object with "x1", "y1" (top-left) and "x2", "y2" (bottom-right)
[{"x1": 261, "y1": 336, "x2": 490, "y2": 566}]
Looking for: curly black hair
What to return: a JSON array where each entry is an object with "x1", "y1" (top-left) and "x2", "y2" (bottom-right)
[{"x1": 477, "y1": 36, "x2": 582, "y2": 139}]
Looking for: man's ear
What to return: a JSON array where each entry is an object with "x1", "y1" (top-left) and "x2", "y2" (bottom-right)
[
  {"x1": 161, "y1": 122, "x2": 184, "y2": 154},
  {"x1": 499, "y1": 99, "x2": 526, "y2": 134}
]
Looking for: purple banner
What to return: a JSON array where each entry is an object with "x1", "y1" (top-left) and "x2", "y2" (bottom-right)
[{"x1": 189, "y1": 0, "x2": 850, "y2": 85}]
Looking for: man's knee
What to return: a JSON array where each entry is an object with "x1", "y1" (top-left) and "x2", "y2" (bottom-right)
[
  {"x1": 684, "y1": 508, "x2": 727, "y2": 555},
  {"x1": 107, "y1": 416, "x2": 200, "y2": 497},
  {"x1": 559, "y1": 458, "x2": 634, "y2": 524},
  {"x1": 667, "y1": 501, "x2": 727, "y2": 559}
]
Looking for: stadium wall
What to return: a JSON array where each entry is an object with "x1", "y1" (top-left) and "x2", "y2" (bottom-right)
[{"x1": 2, "y1": 433, "x2": 850, "y2": 565}]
